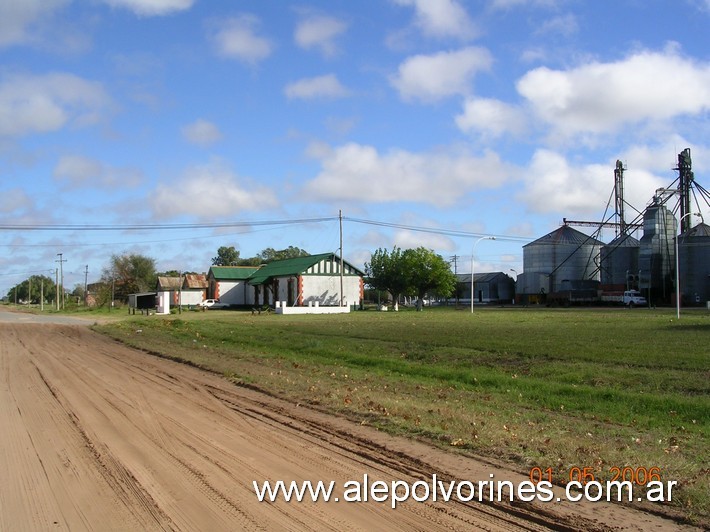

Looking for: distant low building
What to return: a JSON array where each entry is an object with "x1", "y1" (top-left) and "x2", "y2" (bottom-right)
[
  {"x1": 456, "y1": 272, "x2": 515, "y2": 305},
  {"x1": 156, "y1": 274, "x2": 209, "y2": 307}
]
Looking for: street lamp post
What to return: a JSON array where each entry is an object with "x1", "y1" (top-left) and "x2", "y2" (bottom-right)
[
  {"x1": 675, "y1": 212, "x2": 700, "y2": 319},
  {"x1": 471, "y1": 236, "x2": 495, "y2": 313},
  {"x1": 509, "y1": 269, "x2": 518, "y2": 306}
]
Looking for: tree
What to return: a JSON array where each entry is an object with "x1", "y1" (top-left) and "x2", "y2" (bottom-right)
[
  {"x1": 101, "y1": 253, "x2": 156, "y2": 301},
  {"x1": 403, "y1": 247, "x2": 457, "y2": 309},
  {"x1": 156, "y1": 270, "x2": 198, "y2": 277},
  {"x1": 211, "y1": 246, "x2": 240, "y2": 266},
  {"x1": 6, "y1": 275, "x2": 56, "y2": 305},
  {"x1": 257, "y1": 246, "x2": 309, "y2": 263},
  {"x1": 365, "y1": 247, "x2": 456, "y2": 311},
  {"x1": 364, "y1": 247, "x2": 410, "y2": 311}
]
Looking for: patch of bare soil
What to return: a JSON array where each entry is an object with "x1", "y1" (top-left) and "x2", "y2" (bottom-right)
[{"x1": 0, "y1": 323, "x2": 698, "y2": 530}]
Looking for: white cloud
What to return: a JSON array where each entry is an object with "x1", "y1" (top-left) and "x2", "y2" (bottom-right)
[
  {"x1": 181, "y1": 119, "x2": 223, "y2": 146},
  {"x1": 505, "y1": 221, "x2": 535, "y2": 238},
  {"x1": 210, "y1": 15, "x2": 273, "y2": 64},
  {"x1": 520, "y1": 47, "x2": 548, "y2": 63},
  {"x1": 535, "y1": 13, "x2": 578, "y2": 37},
  {"x1": 517, "y1": 150, "x2": 611, "y2": 215},
  {"x1": 517, "y1": 45, "x2": 710, "y2": 137},
  {"x1": 324, "y1": 116, "x2": 358, "y2": 136},
  {"x1": 294, "y1": 15, "x2": 347, "y2": 57},
  {"x1": 391, "y1": 47, "x2": 493, "y2": 102},
  {"x1": 150, "y1": 160, "x2": 278, "y2": 219},
  {"x1": 456, "y1": 97, "x2": 527, "y2": 137},
  {"x1": 489, "y1": 0, "x2": 559, "y2": 9},
  {"x1": 303, "y1": 142, "x2": 512, "y2": 207},
  {"x1": 392, "y1": 0, "x2": 477, "y2": 40},
  {"x1": 393, "y1": 229, "x2": 456, "y2": 252},
  {"x1": 618, "y1": 138, "x2": 707, "y2": 210},
  {"x1": 0, "y1": 188, "x2": 32, "y2": 214},
  {"x1": 518, "y1": 139, "x2": 708, "y2": 220},
  {"x1": 284, "y1": 75, "x2": 349, "y2": 100},
  {"x1": 53, "y1": 154, "x2": 143, "y2": 189},
  {"x1": 0, "y1": 72, "x2": 109, "y2": 137},
  {"x1": 101, "y1": 0, "x2": 194, "y2": 16},
  {"x1": 0, "y1": 0, "x2": 69, "y2": 47}
]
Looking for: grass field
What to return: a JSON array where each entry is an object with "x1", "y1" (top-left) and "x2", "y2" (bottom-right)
[{"x1": 94, "y1": 306, "x2": 709, "y2": 525}]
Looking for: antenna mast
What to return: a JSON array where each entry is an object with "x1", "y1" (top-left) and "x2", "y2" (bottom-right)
[
  {"x1": 614, "y1": 160, "x2": 627, "y2": 237},
  {"x1": 676, "y1": 148, "x2": 694, "y2": 233}
]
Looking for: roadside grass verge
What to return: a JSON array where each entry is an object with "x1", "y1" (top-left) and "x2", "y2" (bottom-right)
[{"x1": 94, "y1": 307, "x2": 709, "y2": 526}]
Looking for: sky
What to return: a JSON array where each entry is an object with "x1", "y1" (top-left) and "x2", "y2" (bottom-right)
[{"x1": 1, "y1": 0, "x2": 709, "y2": 296}]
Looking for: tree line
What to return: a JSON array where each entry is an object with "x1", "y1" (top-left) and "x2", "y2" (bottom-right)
[{"x1": 5, "y1": 245, "x2": 456, "y2": 310}]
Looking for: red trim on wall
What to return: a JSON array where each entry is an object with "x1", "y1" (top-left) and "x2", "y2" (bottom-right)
[
  {"x1": 215, "y1": 282, "x2": 221, "y2": 300},
  {"x1": 298, "y1": 275, "x2": 304, "y2": 306},
  {"x1": 359, "y1": 278, "x2": 365, "y2": 301}
]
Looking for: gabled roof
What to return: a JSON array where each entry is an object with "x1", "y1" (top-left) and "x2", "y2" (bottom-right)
[
  {"x1": 208, "y1": 266, "x2": 261, "y2": 281},
  {"x1": 183, "y1": 273, "x2": 208, "y2": 289},
  {"x1": 248, "y1": 253, "x2": 364, "y2": 285},
  {"x1": 156, "y1": 276, "x2": 181, "y2": 290},
  {"x1": 456, "y1": 272, "x2": 513, "y2": 283}
]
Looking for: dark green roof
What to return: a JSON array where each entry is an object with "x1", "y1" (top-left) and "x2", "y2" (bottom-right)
[
  {"x1": 248, "y1": 253, "x2": 364, "y2": 285},
  {"x1": 208, "y1": 266, "x2": 260, "y2": 281}
]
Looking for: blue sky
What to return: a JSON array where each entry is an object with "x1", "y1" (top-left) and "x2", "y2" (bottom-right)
[{"x1": 1, "y1": 0, "x2": 709, "y2": 295}]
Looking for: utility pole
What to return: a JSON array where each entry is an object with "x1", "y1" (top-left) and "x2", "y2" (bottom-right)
[
  {"x1": 451, "y1": 255, "x2": 459, "y2": 307},
  {"x1": 56, "y1": 253, "x2": 67, "y2": 310},
  {"x1": 55, "y1": 268, "x2": 59, "y2": 310},
  {"x1": 84, "y1": 265, "x2": 89, "y2": 306},
  {"x1": 339, "y1": 209, "x2": 344, "y2": 307}
]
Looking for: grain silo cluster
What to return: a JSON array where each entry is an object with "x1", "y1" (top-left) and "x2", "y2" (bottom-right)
[{"x1": 515, "y1": 149, "x2": 709, "y2": 307}]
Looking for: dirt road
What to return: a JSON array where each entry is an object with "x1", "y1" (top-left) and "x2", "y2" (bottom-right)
[{"x1": 0, "y1": 320, "x2": 695, "y2": 531}]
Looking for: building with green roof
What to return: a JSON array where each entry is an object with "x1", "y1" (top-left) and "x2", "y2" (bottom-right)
[
  {"x1": 206, "y1": 254, "x2": 364, "y2": 309},
  {"x1": 248, "y1": 253, "x2": 364, "y2": 308},
  {"x1": 207, "y1": 266, "x2": 260, "y2": 306}
]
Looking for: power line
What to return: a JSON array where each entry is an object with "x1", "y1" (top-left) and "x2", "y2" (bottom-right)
[
  {"x1": 0, "y1": 216, "x2": 339, "y2": 232},
  {"x1": 344, "y1": 217, "x2": 533, "y2": 242},
  {"x1": 0, "y1": 224, "x2": 286, "y2": 248},
  {"x1": 0, "y1": 269, "x2": 55, "y2": 277},
  {"x1": 1, "y1": 215, "x2": 534, "y2": 246}
]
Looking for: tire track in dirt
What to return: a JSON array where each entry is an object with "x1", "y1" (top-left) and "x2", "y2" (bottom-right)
[
  {"x1": 28, "y1": 329, "x2": 264, "y2": 532},
  {"x1": 203, "y1": 384, "x2": 577, "y2": 532},
  {"x1": 1, "y1": 322, "x2": 699, "y2": 531},
  {"x1": 1, "y1": 325, "x2": 167, "y2": 531}
]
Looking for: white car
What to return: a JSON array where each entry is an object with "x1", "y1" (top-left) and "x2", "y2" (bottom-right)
[{"x1": 198, "y1": 298, "x2": 227, "y2": 309}]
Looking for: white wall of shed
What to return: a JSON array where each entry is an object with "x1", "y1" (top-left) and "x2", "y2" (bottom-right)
[{"x1": 217, "y1": 280, "x2": 254, "y2": 305}]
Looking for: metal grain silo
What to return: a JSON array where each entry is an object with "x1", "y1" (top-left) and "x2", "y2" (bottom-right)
[
  {"x1": 522, "y1": 225, "x2": 603, "y2": 296},
  {"x1": 600, "y1": 233, "x2": 640, "y2": 289},
  {"x1": 678, "y1": 222, "x2": 710, "y2": 305},
  {"x1": 639, "y1": 202, "x2": 677, "y2": 304}
]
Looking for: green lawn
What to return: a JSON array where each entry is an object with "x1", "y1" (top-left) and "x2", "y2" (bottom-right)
[{"x1": 94, "y1": 306, "x2": 709, "y2": 526}]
